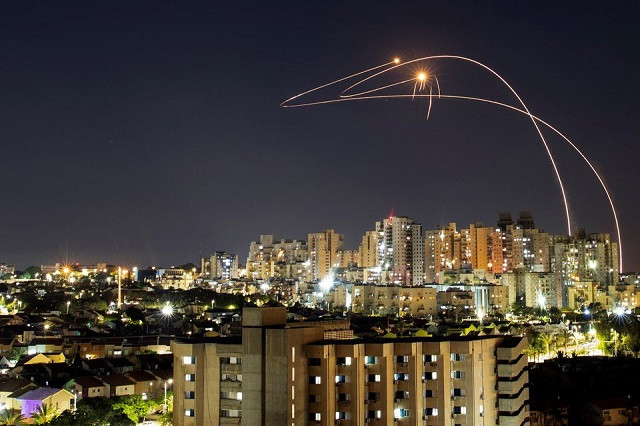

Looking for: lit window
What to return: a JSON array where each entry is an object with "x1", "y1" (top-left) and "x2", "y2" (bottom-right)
[
  {"x1": 451, "y1": 371, "x2": 464, "y2": 379},
  {"x1": 394, "y1": 408, "x2": 410, "y2": 419},
  {"x1": 424, "y1": 408, "x2": 438, "y2": 416},
  {"x1": 183, "y1": 356, "x2": 195, "y2": 365},
  {"x1": 423, "y1": 354, "x2": 437, "y2": 363},
  {"x1": 185, "y1": 409, "x2": 194, "y2": 417},
  {"x1": 185, "y1": 374, "x2": 196, "y2": 382},
  {"x1": 422, "y1": 371, "x2": 437, "y2": 380},
  {"x1": 453, "y1": 406, "x2": 467, "y2": 415},
  {"x1": 309, "y1": 376, "x2": 321, "y2": 385},
  {"x1": 367, "y1": 374, "x2": 381, "y2": 383}
]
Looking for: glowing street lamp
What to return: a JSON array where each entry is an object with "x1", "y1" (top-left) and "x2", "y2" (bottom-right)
[
  {"x1": 164, "y1": 378, "x2": 173, "y2": 413},
  {"x1": 536, "y1": 293, "x2": 547, "y2": 311},
  {"x1": 66, "y1": 301, "x2": 71, "y2": 314},
  {"x1": 161, "y1": 303, "x2": 174, "y2": 316}
]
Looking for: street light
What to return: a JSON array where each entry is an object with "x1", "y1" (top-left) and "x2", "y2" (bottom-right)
[
  {"x1": 66, "y1": 301, "x2": 71, "y2": 314},
  {"x1": 161, "y1": 303, "x2": 174, "y2": 316},
  {"x1": 164, "y1": 378, "x2": 173, "y2": 413}
]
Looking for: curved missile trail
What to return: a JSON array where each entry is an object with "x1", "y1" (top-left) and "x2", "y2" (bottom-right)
[
  {"x1": 281, "y1": 57, "x2": 623, "y2": 272},
  {"x1": 280, "y1": 60, "x2": 398, "y2": 107},
  {"x1": 285, "y1": 55, "x2": 572, "y2": 237}
]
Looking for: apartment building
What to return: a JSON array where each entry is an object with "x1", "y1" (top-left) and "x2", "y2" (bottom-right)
[
  {"x1": 350, "y1": 284, "x2": 509, "y2": 318},
  {"x1": 351, "y1": 285, "x2": 438, "y2": 317},
  {"x1": 307, "y1": 335, "x2": 528, "y2": 425},
  {"x1": 172, "y1": 307, "x2": 529, "y2": 426}
]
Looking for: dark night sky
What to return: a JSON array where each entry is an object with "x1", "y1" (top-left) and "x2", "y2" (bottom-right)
[{"x1": 1, "y1": 1, "x2": 639, "y2": 271}]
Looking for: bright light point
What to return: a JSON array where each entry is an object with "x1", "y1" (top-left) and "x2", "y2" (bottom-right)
[
  {"x1": 318, "y1": 273, "x2": 335, "y2": 292},
  {"x1": 536, "y1": 293, "x2": 547, "y2": 309},
  {"x1": 613, "y1": 306, "x2": 625, "y2": 316},
  {"x1": 584, "y1": 309, "x2": 590, "y2": 316},
  {"x1": 161, "y1": 304, "x2": 173, "y2": 316},
  {"x1": 393, "y1": 57, "x2": 400, "y2": 64},
  {"x1": 417, "y1": 72, "x2": 427, "y2": 81}
]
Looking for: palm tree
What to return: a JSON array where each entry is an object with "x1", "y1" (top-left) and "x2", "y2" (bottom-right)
[
  {"x1": 540, "y1": 332, "x2": 553, "y2": 359},
  {"x1": 30, "y1": 404, "x2": 57, "y2": 425},
  {"x1": 0, "y1": 408, "x2": 24, "y2": 426}
]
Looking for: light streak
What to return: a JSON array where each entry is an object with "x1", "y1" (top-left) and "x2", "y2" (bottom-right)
[
  {"x1": 281, "y1": 57, "x2": 623, "y2": 272},
  {"x1": 426, "y1": 85, "x2": 433, "y2": 121},
  {"x1": 280, "y1": 60, "x2": 398, "y2": 107}
]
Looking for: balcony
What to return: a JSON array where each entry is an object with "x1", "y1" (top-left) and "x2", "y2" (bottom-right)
[
  {"x1": 221, "y1": 363, "x2": 242, "y2": 373},
  {"x1": 221, "y1": 380, "x2": 242, "y2": 391},
  {"x1": 499, "y1": 388, "x2": 528, "y2": 413},
  {"x1": 220, "y1": 398, "x2": 242, "y2": 410},
  {"x1": 497, "y1": 355, "x2": 527, "y2": 379},
  {"x1": 451, "y1": 395, "x2": 467, "y2": 406},
  {"x1": 497, "y1": 338, "x2": 528, "y2": 361},
  {"x1": 498, "y1": 371, "x2": 528, "y2": 394}
]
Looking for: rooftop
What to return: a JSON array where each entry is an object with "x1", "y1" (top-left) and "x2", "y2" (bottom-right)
[{"x1": 16, "y1": 387, "x2": 67, "y2": 401}]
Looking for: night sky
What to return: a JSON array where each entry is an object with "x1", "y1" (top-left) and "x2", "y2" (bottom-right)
[{"x1": 1, "y1": 2, "x2": 639, "y2": 271}]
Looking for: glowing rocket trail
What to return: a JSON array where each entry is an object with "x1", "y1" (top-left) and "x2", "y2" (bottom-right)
[
  {"x1": 280, "y1": 60, "x2": 398, "y2": 107},
  {"x1": 281, "y1": 57, "x2": 623, "y2": 272}
]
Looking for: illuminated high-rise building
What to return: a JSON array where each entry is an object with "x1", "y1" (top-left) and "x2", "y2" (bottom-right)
[
  {"x1": 376, "y1": 215, "x2": 423, "y2": 286},
  {"x1": 358, "y1": 230, "x2": 378, "y2": 269},
  {"x1": 246, "y1": 235, "x2": 308, "y2": 281},
  {"x1": 202, "y1": 252, "x2": 239, "y2": 280},
  {"x1": 307, "y1": 229, "x2": 343, "y2": 281}
]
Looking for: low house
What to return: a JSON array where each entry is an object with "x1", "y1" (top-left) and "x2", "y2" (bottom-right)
[
  {"x1": 593, "y1": 398, "x2": 640, "y2": 426},
  {"x1": 16, "y1": 352, "x2": 65, "y2": 366},
  {"x1": 16, "y1": 387, "x2": 73, "y2": 418},
  {"x1": 0, "y1": 356, "x2": 15, "y2": 372},
  {"x1": 81, "y1": 358, "x2": 110, "y2": 375},
  {"x1": 128, "y1": 353, "x2": 173, "y2": 371},
  {"x1": 74, "y1": 376, "x2": 107, "y2": 399},
  {"x1": 100, "y1": 374, "x2": 135, "y2": 397},
  {"x1": 27, "y1": 338, "x2": 64, "y2": 355},
  {"x1": 0, "y1": 378, "x2": 37, "y2": 410},
  {"x1": 125, "y1": 370, "x2": 162, "y2": 398},
  {"x1": 104, "y1": 357, "x2": 134, "y2": 374}
]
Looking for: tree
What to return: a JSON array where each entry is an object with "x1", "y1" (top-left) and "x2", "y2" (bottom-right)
[
  {"x1": 178, "y1": 263, "x2": 197, "y2": 273},
  {"x1": 112, "y1": 395, "x2": 153, "y2": 424},
  {"x1": 22, "y1": 266, "x2": 42, "y2": 280},
  {"x1": 0, "y1": 408, "x2": 24, "y2": 425},
  {"x1": 525, "y1": 330, "x2": 546, "y2": 362},
  {"x1": 31, "y1": 404, "x2": 58, "y2": 425},
  {"x1": 158, "y1": 411, "x2": 172, "y2": 426},
  {"x1": 49, "y1": 398, "x2": 133, "y2": 426}
]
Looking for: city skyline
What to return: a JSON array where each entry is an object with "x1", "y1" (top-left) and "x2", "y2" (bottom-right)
[{"x1": 1, "y1": 2, "x2": 639, "y2": 270}]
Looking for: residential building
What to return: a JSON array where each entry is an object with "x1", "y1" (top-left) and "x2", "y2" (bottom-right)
[
  {"x1": 376, "y1": 216, "x2": 424, "y2": 286},
  {"x1": 202, "y1": 252, "x2": 239, "y2": 280},
  {"x1": 16, "y1": 387, "x2": 73, "y2": 419},
  {"x1": 307, "y1": 230, "x2": 344, "y2": 282},
  {"x1": 171, "y1": 307, "x2": 529, "y2": 426}
]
